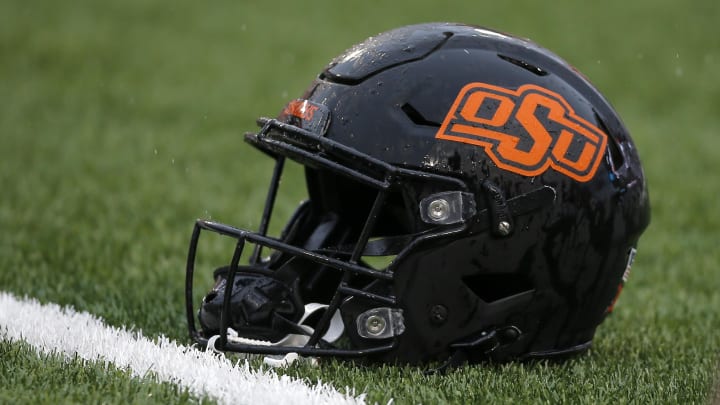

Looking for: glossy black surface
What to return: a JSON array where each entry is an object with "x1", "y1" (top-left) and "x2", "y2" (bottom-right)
[{"x1": 186, "y1": 23, "x2": 650, "y2": 366}]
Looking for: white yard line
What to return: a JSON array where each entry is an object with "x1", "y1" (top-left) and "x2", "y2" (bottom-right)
[{"x1": 0, "y1": 292, "x2": 365, "y2": 405}]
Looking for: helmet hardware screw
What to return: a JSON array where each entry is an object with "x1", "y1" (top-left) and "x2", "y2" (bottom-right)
[
  {"x1": 429, "y1": 304, "x2": 448, "y2": 324},
  {"x1": 497, "y1": 221, "x2": 512, "y2": 236},
  {"x1": 428, "y1": 199, "x2": 450, "y2": 222},
  {"x1": 365, "y1": 314, "x2": 387, "y2": 336}
]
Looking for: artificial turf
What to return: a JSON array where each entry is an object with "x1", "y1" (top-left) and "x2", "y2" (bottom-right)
[{"x1": 1, "y1": 0, "x2": 719, "y2": 403}]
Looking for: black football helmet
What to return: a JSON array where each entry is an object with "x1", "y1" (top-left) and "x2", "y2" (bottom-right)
[{"x1": 185, "y1": 22, "x2": 650, "y2": 367}]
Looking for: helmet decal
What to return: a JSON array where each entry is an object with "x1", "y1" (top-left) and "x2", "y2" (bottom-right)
[
  {"x1": 279, "y1": 99, "x2": 331, "y2": 135},
  {"x1": 436, "y1": 82, "x2": 608, "y2": 182}
]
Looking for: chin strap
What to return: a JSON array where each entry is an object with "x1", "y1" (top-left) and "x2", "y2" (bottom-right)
[
  {"x1": 207, "y1": 303, "x2": 345, "y2": 368},
  {"x1": 427, "y1": 325, "x2": 522, "y2": 375}
]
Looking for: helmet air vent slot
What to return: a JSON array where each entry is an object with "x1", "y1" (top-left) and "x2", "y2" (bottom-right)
[
  {"x1": 401, "y1": 103, "x2": 441, "y2": 127},
  {"x1": 462, "y1": 273, "x2": 534, "y2": 303},
  {"x1": 497, "y1": 54, "x2": 547, "y2": 76},
  {"x1": 594, "y1": 113, "x2": 626, "y2": 172}
]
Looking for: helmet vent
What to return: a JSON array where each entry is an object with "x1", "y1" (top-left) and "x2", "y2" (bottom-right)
[
  {"x1": 401, "y1": 103, "x2": 441, "y2": 127},
  {"x1": 497, "y1": 54, "x2": 547, "y2": 76},
  {"x1": 462, "y1": 273, "x2": 534, "y2": 303},
  {"x1": 595, "y1": 113, "x2": 625, "y2": 171}
]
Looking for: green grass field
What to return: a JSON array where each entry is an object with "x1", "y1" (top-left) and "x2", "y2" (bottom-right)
[{"x1": 1, "y1": 0, "x2": 719, "y2": 403}]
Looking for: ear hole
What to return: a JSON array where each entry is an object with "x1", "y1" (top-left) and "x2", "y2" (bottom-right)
[{"x1": 462, "y1": 273, "x2": 534, "y2": 303}]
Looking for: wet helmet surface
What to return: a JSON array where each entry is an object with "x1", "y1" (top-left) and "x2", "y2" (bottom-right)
[{"x1": 185, "y1": 22, "x2": 650, "y2": 367}]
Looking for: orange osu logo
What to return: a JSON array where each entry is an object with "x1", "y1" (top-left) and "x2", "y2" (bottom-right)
[
  {"x1": 283, "y1": 99, "x2": 320, "y2": 121},
  {"x1": 435, "y1": 83, "x2": 608, "y2": 182}
]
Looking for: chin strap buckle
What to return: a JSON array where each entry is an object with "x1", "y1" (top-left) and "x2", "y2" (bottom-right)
[
  {"x1": 206, "y1": 303, "x2": 344, "y2": 368},
  {"x1": 427, "y1": 325, "x2": 521, "y2": 374}
]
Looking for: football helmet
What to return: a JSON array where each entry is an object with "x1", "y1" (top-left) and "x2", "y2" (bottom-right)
[{"x1": 185, "y1": 22, "x2": 650, "y2": 367}]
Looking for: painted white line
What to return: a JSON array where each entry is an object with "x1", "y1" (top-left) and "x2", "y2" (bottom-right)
[{"x1": 0, "y1": 292, "x2": 365, "y2": 405}]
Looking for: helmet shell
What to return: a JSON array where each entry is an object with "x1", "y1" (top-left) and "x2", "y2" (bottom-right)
[{"x1": 297, "y1": 23, "x2": 650, "y2": 362}]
